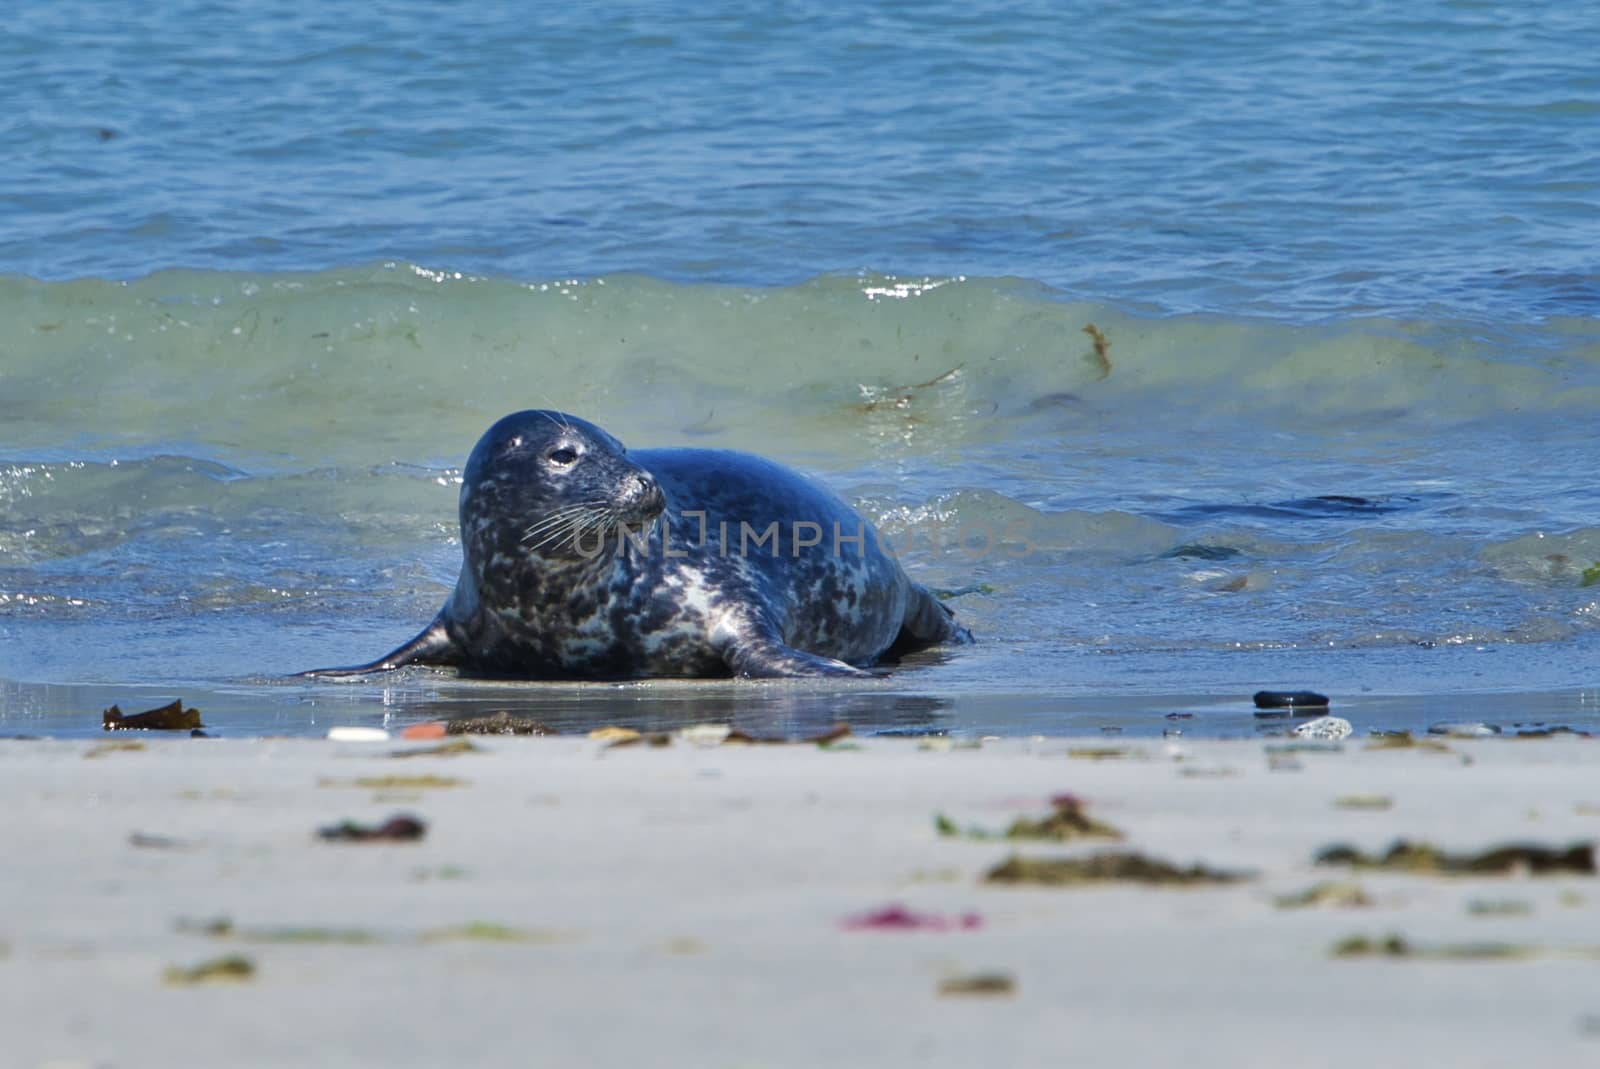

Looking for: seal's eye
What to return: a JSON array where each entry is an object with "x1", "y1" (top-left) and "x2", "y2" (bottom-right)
[{"x1": 546, "y1": 446, "x2": 580, "y2": 466}]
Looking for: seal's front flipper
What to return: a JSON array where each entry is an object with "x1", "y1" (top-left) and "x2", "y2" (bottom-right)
[
  {"x1": 298, "y1": 618, "x2": 461, "y2": 678},
  {"x1": 719, "y1": 630, "x2": 871, "y2": 679}
]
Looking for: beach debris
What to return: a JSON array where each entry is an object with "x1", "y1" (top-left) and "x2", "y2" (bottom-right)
[
  {"x1": 1334, "y1": 794, "x2": 1394, "y2": 811},
  {"x1": 163, "y1": 954, "x2": 255, "y2": 985},
  {"x1": 1293, "y1": 716, "x2": 1353, "y2": 741},
  {"x1": 1315, "y1": 839, "x2": 1595, "y2": 876},
  {"x1": 84, "y1": 740, "x2": 146, "y2": 758},
  {"x1": 1331, "y1": 934, "x2": 1537, "y2": 961},
  {"x1": 723, "y1": 723, "x2": 854, "y2": 747},
  {"x1": 938, "y1": 972, "x2": 1018, "y2": 998},
  {"x1": 1066, "y1": 746, "x2": 1142, "y2": 760},
  {"x1": 841, "y1": 904, "x2": 983, "y2": 932},
  {"x1": 603, "y1": 730, "x2": 673, "y2": 749},
  {"x1": 1264, "y1": 741, "x2": 1343, "y2": 755},
  {"x1": 984, "y1": 852, "x2": 1251, "y2": 887},
  {"x1": 1466, "y1": 898, "x2": 1534, "y2": 917},
  {"x1": 180, "y1": 917, "x2": 382, "y2": 945},
  {"x1": 129, "y1": 831, "x2": 197, "y2": 850},
  {"x1": 321, "y1": 775, "x2": 466, "y2": 791},
  {"x1": 327, "y1": 726, "x2": 390, "y2": 742},
  {"x1": 1365, "y1": 731, "x2": 1452, "y2": 753},
  {"x1": 1427, "y1": 721, "x2": 1501, "y2": 738},
  {"x1": 408, "y1": 712, "x2": 555, "y2": 737},
  {"x1": 1275, "y1": 881, "x2": 1375, "y2": 910},
  {"x1": 936, "y1": 794, "x2": 1124, "y2": 843},
  {"x1": 317, "y1": 813, "x2": 427, "y2": 843},
  {"x1": 589, "y1": 726, "x2": 642, "y2": 743},
  {"x1": 390, "y1": 739, "x2": 479, "y2": 758},
  {"x1": 421, "y1": 922, "x2": 558, "y2": 944},
  {"x1": 103, "y1": 699, "x2": 203, "y2": 732},
  {"x1": 677, "y1": 723, "x2": 733, "y2": 746},
  {"x1": 659, "y1": 937, "x2": 708, "y2": 956}
]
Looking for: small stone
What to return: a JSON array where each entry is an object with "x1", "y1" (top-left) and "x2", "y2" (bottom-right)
[
  {"x1": 327, "y1": 726, "x2": 391, "y2": 742},
  {"x1": 1253, "y1": 690, "x2": 1330, "y2": 711},
  {"x1": 1293, "y1": 716, "x2": 1353, "y2": 741},
  {"x1": 1428, "y1": 722, "x2": 1501, "y2": 738},
  {"x1": 677, "y1": 723, "x2": 733, "y2": 746}
]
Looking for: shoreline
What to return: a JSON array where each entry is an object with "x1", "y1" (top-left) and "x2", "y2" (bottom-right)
[
  {"x1": 4, "y1": 733, "x2": 1599, "y2": 1067},
  {"x1": 5, "y1": 670, "x2": 1600, "y2": 742}
]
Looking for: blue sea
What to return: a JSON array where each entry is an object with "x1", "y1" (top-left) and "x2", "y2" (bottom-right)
[{"x1": 3, "y1": 0, "x2": 1599, "y2": 738}]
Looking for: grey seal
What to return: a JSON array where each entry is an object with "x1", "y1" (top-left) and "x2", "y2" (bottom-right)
[{"x1": 304, "y1": 410, "x2": 970, "y2": 679}]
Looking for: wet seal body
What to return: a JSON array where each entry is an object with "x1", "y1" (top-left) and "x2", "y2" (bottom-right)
[{"x1": 305, "y1": 410, "x2": 970, "y2": 679}]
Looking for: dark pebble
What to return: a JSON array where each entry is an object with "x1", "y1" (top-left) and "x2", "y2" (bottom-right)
[
  {"x1": 1253, "y1": 690, "x2": 1330, "y2": 710},
  {"x1": 318, "y1": 813, "x2": 427, "y2": 843}
]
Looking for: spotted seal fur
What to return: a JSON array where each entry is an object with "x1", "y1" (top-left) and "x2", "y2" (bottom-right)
[{"x1": 304, "y1": 410, "x2": 970, "y2": 679}]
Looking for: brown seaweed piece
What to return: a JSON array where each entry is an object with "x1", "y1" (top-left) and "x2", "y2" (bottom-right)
[
  {"x1": 1275, "y1": 881, "x2": 1375, "y2": 909},
  {"x1": 1364, "y1": 732, "x2": 1452, "y2": 753},
  {"x1": 1331, "y1": 934, "x2": 1535, "y2": 961},
  {"x1": 723, "y1": 722, "x2": 852, "y2": 746},
  {"x1": 317, "y1": 813, "x2": 427, "y2": 843},
  {"x1": 103, "y1": 699, "x2": 203, "y2": 732},
  {"x1": 163, "y1": 954, "x2": 255, "y2": 985},
  {"x1": 938, "y1": 972, "x2": 1017, "y2": 997},
  {"x1": 1315, "y1": 839, "x2": 1595, "y2": 876},
  {"x1": 984, "y1": 851, "x2": 1251, "y2": 887},
  {"x1": 445, "y1": 712, "x2": 553, "y2": 735},
  {"x1": 390, "y1": 739, "x2": 480, "y2": 758},
  {"x1": 937, "y1": 794, "x2": 1124, "y2": 843}
]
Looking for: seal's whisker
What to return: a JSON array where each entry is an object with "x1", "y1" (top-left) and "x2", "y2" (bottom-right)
[
  {"x1": 527, "y1": 504, "x2": 619, "y2": 553},
  {"x1": 520, "y1": 501, "x2": 611, "y2": 543}
]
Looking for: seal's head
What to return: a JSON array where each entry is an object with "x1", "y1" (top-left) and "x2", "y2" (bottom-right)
[{"x1": 459, "y1": 410, "x2": 665, "y2": 567}]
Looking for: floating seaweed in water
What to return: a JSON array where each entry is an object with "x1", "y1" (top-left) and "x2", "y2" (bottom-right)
[
  {"x1": 1081, "y1": 322, "x2": 1112, "y2": 379},
  {"x1": 1315, "y1": 839, "x2": 1595, "y2": 876}
]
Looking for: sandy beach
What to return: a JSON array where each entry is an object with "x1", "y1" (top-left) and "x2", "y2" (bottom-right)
[{"x1": 4, "y1": 730, "x2": 1599, "y2": 1068}]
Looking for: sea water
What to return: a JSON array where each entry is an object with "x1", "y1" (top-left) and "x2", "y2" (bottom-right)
[{"x1": 3, "y1": 1, "x2": 1599, "y2": 737}]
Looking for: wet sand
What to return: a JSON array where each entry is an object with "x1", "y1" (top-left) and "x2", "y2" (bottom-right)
[{"x1": 4, "y1": 733, "x2": 1599, "y2": 1068}]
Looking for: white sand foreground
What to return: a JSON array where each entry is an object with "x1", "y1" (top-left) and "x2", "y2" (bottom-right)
[{"x1": 3, "y1": 731, "x2": 1600, "y2": 1068}]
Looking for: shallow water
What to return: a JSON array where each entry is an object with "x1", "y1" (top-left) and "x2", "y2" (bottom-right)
[{"x1": 3, "y1": 2, "x2": 1599, "y2": 737}]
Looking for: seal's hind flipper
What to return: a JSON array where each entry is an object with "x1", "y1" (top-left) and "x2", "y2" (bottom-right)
[
  {"x1": 718, "y1": 628, "x2": 872, "y2": 679},
  {"x1": 893, "y1": 583, "x2": 973, "y2": 652},
  {"x1": 298, "y1": 618, "x2": 460, "y2": 678}
]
